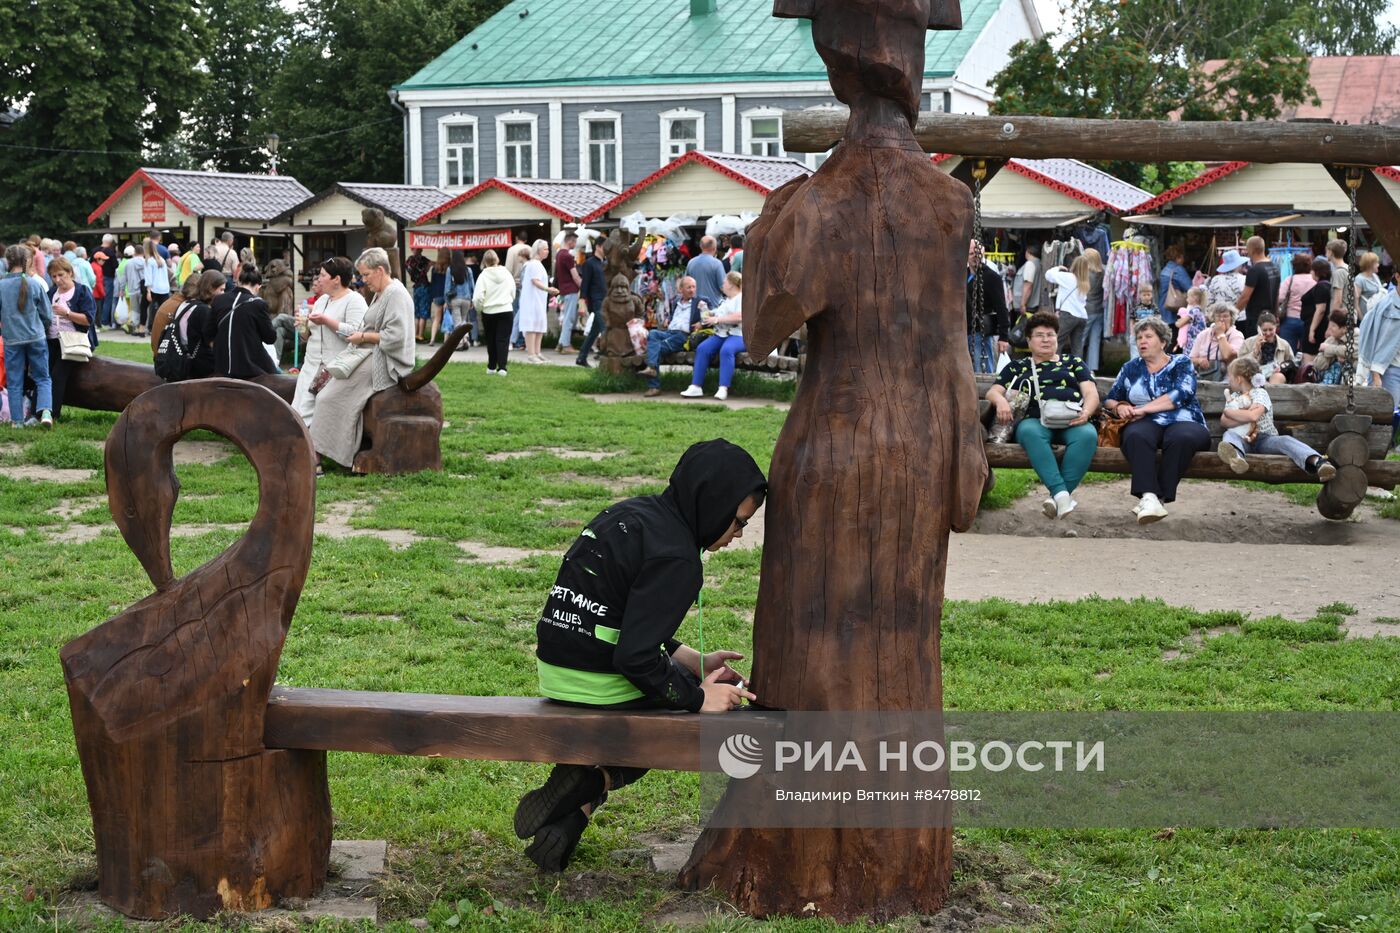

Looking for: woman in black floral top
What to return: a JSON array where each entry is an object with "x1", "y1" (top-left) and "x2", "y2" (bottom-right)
[{"x1": 986, "y1": 312, "x2": 1100, "y2": 519}]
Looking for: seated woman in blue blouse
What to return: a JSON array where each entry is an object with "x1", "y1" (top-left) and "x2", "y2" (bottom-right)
[
  {"x1": 986, "y1": 312, "x2": 1100, "y2": 520},
  {"x1": 1104, "y1": 317, "x2": 1211, "y2": 524}
]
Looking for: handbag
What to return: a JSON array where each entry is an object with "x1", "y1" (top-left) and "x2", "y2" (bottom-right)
[
  {"x1": 684, "y1": 327, "x2": 717, "y2": 351},
  {"x1": 986, "y1": 374, "x2": 1031, "y2": 444},
  {"x1": 1030, "y1": 360, "x2": 1081, "y2": 429},
  {"x1": 1097, "y1": 409, "x2": 1127, "y2": 447},
  {"x1": 58, "y1": 330, "x2": 92, "y2": 363},
  {"x1": 326, "y1": 343, "x2": 373, "y2": 379},
  {"x1": 1165, "y1": 279, "x2": 1187, "y2": 311},
  {"x1": 1008, "y1": 311, "x2": 1031, "y2": 349}
]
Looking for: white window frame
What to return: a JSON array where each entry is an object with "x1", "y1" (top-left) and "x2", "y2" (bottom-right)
[
  {"x1": 495, "y1": 110, "x2": 539, "y2": 180},
  {"x1": 437, "y1": 113, "x2": 479, "y2": 192},
  {"x1": 578, "y1": 109, "x2": 623, "y2": 188},
  {"x1": 659, "y1": 107, "x2": 705, "y2": 164},
  {"x1": 740, "y1": 106, "x2": 784, "y2": 158}
]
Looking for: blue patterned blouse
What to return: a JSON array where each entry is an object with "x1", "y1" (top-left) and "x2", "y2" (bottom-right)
[{"x1": 1106, "y1": 354, "x2": 1206, "y2": 427}]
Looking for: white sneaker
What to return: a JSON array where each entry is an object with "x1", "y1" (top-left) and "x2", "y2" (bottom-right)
[
  {"x1": 1136, "y1": 494, "x2": 1168, "y2": 524},
  {"x1": 680, "y1": 385, "x2": 704, "y2": 398},
  {"x1": 486, "y1": 367, "x2": 497, "y2": 374},
  {"x1": 1217, "y1": 441, "x2": 1249, "y2": 475},
  {"x1": 714, "y1": 386, "x2": 729, "y2": 401},
  {"x1": 1042, "y1": 497, "x2": 1058, "y2": 519},
  {"x1": 497, "y1": 368, "x2": 508, "y2": 376},
  {"x1": 1054, "y1": 492, "x2": 1077, "y2": 519}
]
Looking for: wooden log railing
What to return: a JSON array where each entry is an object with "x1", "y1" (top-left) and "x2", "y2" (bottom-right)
[{"x1": 782, "y1": 109, "x2": 1400, "y2": 165}]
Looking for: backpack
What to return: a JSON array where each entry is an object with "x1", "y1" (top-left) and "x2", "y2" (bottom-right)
[{"x1": 154, "y1": 302, "x2": 195, "y2": 382}]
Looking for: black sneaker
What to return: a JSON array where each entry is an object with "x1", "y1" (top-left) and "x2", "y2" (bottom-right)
[
  {"x1": 513, "y1": 766, "x2": 604, "y2": 839},
  {"x1": 575, "y1": 358, "x2": 591, "y2": 368},
  {"x1": 525, "y1": 809, "x2": 590, "y2": 872}
]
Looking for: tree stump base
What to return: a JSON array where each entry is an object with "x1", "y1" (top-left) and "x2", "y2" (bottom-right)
[{"x1": 353, "y1": 383, "x2": 445, "y2": 475}]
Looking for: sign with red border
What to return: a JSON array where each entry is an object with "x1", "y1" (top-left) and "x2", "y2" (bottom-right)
[{"x1": 141, "y1": 184, "x2": 166, "y2": 223}]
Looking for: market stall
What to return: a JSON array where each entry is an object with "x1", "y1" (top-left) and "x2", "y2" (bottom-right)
[
  {"x1": 85, "y1": 168, "x2": 311, "y2": 264},
  {"x1": 266, "y1": 182, "x2": 450, "y2": 295},
  {"x1": 412, "y1": 178, "x2": 617, "y2": 255},
  {"x1": 585, "y1": 151, "x2": 811, "y2": 224}
]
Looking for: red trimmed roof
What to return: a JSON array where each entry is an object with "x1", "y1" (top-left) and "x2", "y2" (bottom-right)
[
  {"x1": 1203, "y1": 56, "x2": 1400, "y2": 126},
  {"x1": 932, "y1": 155, "x2": 1151, "y2": 213},
  {"x1": 88, "y1": 169, "x2": 193, "y2": 224},
  {"x1": 417, "y1": 177, "x2": 617, "y2": 224},
  {"x1": 584, "y1": 150, "x2": 811, "y2": 222},
  {"x1": 88, "y1": 168, "x2": 311, "y2": 225},
  {"x1": 1130, "y1": 161, "x2": 1251, "y2": 214}
]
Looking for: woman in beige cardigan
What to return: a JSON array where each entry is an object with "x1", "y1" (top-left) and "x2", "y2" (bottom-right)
[{"x1": 309, "y1": 248, "x2": 415, "y2": 470}]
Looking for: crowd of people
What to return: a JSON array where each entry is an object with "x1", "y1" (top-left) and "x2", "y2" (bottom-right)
[{"x1": 977, "y1": 228, "x2": 1400, "y2": 525}]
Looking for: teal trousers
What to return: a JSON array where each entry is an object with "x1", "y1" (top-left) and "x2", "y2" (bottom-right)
[{"x1": 1013, "y1": 419, "x2": 1099, "y2": 497}]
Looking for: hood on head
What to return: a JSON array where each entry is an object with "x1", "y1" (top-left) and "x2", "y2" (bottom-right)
[{"x1": 665, "y1": 439, "x2": 767, "y2": 549}]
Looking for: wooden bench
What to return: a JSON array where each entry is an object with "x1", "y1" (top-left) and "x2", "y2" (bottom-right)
[
  {"x1": 264, "y1": 686, "x2": 780, "y2": 772},
  {"x1": 973, "y1": 374, "x2": 1399, "y2": 518}
]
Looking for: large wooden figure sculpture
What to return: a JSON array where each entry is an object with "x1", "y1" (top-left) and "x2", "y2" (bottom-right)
[
  {"x1": 60, "y1": 380, "x2": 330, "y2": 919},
  {"x1": 679, "y1": 0, "x2": 986, "y2": 920}
]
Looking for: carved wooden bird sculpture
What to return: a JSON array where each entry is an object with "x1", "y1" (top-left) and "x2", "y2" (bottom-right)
[{"x1": 59, "y1": 379, "x2": 331, "y2": 919}]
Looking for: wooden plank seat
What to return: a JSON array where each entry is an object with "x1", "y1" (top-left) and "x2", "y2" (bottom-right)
[{"x1": 264, "y1": 686, "x2": 783, "y2": 772}]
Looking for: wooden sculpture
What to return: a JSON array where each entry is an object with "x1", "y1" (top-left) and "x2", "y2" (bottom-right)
[
  {"x1": 63, "y1": 326, "x2": 470, "y2": 475},
  {"x1": 603, "y1": 227, "x2": 640, "y2": 284},
  {"x1": 261, "y1": 258, "x2": 296, "y2": 319},
  {"x1": 678, "y1": 0, "x2": 986, "y2": 921},
  {"x1": 362, "y1": 208, "x2": 402, "y2": 279},
  {"x1": 599, "y1": 273, "x2": 643, "y2": 374},
  {"x1": 59, "y1": 379, "x2": 331, "y2": 920}
]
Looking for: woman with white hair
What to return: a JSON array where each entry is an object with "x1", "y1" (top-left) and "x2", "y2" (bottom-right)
[{"x1": 518, "y1": 239, "x2": 557, "y2": 363}]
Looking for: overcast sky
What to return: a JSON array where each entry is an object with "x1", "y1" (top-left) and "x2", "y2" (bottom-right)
[{"x1": 1032, "y1": 0, "x2": 1400, "y2": 36}]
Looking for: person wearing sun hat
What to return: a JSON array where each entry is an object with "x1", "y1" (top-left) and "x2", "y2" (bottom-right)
[{"x1": 1207, "y1": 249, "x2": 1249, "y2": 318}]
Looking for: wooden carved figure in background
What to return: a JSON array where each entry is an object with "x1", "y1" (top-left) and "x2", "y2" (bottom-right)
[
  {"x1": 59, "y1": 379, "x2": 331, "y2": 919},
  {"x1": 603, "y1": 227, "x2": 640, "y2": 284},
  {"x1": 362, "y1": 208, "x2": 402, "y2": 278},
  {"x1": 599, "y1": 274, "x2": 643, "y2": 372},
  {"x1": 262, "y1": 258, "x2": 296, "y2": 318},
  {"x1": 679, "y1": 0, "x2": 987, "y2": 921}
]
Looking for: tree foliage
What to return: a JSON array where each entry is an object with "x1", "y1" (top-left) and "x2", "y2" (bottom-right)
[
  {"x1": 258, "y1": 0, "x2": 506, "y2": 193},
  {"x1": 986, "y1": 0, "x2": 1396, "y2": 185},
  {"x1": 0, "y1": 0, "x2": 205, "y2": 239},
  {"x1": 187, "y1": 0, "x2": 291, "y2": 174}
]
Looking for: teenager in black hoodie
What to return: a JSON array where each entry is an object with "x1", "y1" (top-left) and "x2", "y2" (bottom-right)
[{"x1": 517, "y1": 438, "x2": 767, "y2": 871}]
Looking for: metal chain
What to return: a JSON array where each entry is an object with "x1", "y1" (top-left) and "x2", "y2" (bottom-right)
[
  {"x1": 971, "y1": 160, "x2": 987, "y2": 370},
  {"x1": 1342, "y1": 169, "x2": 1361, "y2": 415}
]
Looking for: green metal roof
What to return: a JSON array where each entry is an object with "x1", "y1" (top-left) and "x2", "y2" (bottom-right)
[{"x1": 398, "y1": 0, "x2": 1001, "y2": 91}]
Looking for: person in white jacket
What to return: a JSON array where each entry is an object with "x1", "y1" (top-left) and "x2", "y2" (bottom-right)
[{"x1": 473, "y1": 249, "x2": 518, "y2": 375}]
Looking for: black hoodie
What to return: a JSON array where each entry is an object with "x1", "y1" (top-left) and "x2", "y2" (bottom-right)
[{"x1": 535, "y1": 439, "x2": 767, "y2": 711}]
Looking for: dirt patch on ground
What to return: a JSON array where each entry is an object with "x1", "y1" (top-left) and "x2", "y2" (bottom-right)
[
  {"x1": 455, "y1": 541, "x2": 550, "y2": 564},
  {"x1": 46, "y1": 497, "x2": 106, "y2": 521},
  {"x1": 584, "y1": 392, "x2": 791, "y2": 412},
  {"x1": 485, "y1": 447, "x2": 622, "y2": 462},
  {"x1": 551, "y1": 472, "x2": 660, "y2": 496},
  {"x1": 951, "y1": 478, "x2": 1400, "y2": 632},
  {"x1": 317, "y1": 501, "x2": 424, "y2": 550},
  {"x1": 0, "y1": 465, "x2": 96, "y2": 483},
  {"x1": 317, "y1": 500, "x2": 546, "y2": 565},
  {"x1": 173, "y1": 439, "x2": 238, "y2": 466}
]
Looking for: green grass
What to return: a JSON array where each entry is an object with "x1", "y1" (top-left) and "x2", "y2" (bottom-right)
[{"x1": 3, "y1": 343, "x2": 1400, "y2": 930}]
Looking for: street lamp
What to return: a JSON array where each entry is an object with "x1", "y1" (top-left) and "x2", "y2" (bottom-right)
[{"x1": 266, "y1": 132, "x2": 280, "y2": 175}]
